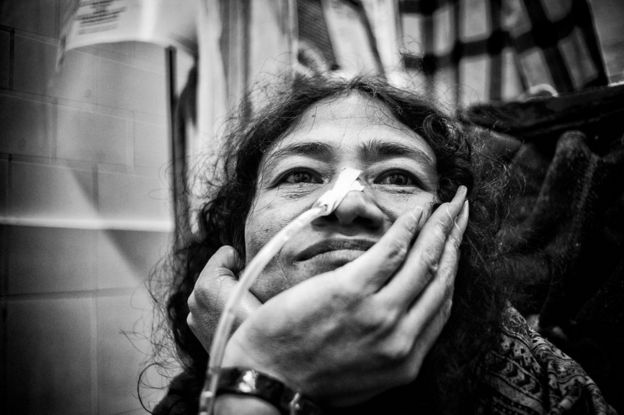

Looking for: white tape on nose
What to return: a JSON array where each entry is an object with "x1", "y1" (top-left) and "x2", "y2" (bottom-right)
[{"x1": 315, "y1": 167, "x2": 364, "y2": 214}]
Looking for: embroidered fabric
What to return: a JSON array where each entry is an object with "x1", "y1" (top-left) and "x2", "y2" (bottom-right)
[{"x1": 154, "y1": 308, "x2": 616, "y2": 415}]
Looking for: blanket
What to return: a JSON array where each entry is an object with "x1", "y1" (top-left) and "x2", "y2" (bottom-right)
[{"x1": 462, "y1": 83, "x2": 624, "y2": 413}]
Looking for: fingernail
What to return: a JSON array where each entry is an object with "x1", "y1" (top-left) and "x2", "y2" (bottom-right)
[
  {"x1": 456, "y1": 185, "x2": 467, "y2": 200},
  {"x1": 449, "y1": 186, "x2": 467, "y2": 214}
]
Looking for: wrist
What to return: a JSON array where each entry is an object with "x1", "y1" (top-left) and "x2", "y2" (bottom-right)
[{"x1": 222, "y1": 338, "x2": 293, "y2": 388}]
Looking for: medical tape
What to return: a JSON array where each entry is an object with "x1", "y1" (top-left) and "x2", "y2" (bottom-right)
[{"x1": 315, "y1": 167, "x2": 364, "y2": 214}]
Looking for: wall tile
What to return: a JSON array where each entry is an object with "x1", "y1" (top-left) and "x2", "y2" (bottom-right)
[
  {"x1": 14, "y1": 36, "x2": 97, "y2": 102},
  {"x1": 13, "y1": 35, "x2": 56, "y2": 96},
  {"x1": 0, "y1": 0, "x2": 58, "y2": 38},
  {"x1": 0, "y1": 94, "x2": 52, "y2": 157},
  {"x1": 6, "y1": 297, "x2": 94, "y2": 415},
  {"x1": 92, "y1": 41, "x2": 166, "y2": 77},
  {"x1": 96, "y1": 290, "x2": 161, "y2": 414},
  {"x1": 0, "y1": 29, "x2": 10, "y2": 89},
  {"x1": 8, "y1": 161, "x2": 97, "y2": 221},
  {"x1": 97, "y1": 170, "x2": 171, "y2": 223},
  {"x1": 133, "y1": 42, "x2": 166, "y2": 72},
  {"x1": 50, "y1": 49, "x2": 98, "y2": 103},
  {"x1": 134, "y1": 119, "x2": 168, "y2": 167},
  {"x1": 96, "y1": 57, "x2": 166, "y2": 115},
  {"x1": 93, "y1": 41, "x2": 136, "y2": 63},
  {"x1": 7, "y1": 225, "x2": 96, "y2": 294},
  {"x1": 56, "y1": 104, "x2": 131, "y2": 165},
  {"x1": 97, "y1": 229, "x2": 170, "y2": 290}
]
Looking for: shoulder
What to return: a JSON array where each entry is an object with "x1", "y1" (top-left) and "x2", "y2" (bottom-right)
[{"x1": 478, "y1": 307, "x2": 616, "y2": 414}]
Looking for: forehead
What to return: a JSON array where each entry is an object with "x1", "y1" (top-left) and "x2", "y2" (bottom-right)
[{"x1": 267, "y1": 92, "x2": 435, "y2": 159}]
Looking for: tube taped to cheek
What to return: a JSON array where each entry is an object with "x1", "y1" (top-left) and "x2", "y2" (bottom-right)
[{"x1": 315, "y1": 167, "x2": 364, "y2": 214}]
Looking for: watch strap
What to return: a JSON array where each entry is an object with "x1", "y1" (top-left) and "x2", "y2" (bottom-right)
[{"x1": 215, "y1": 367, "x2": 323, "y2": 415}]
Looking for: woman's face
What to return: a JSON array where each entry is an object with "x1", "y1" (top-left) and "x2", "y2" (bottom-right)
[{"x1": 244, "y1": 92, "x2": 439, "y2": 301}]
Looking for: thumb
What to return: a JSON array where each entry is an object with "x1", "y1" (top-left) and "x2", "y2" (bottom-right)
[{"x1": 188, "y1": 246, "x2": 261, "y2": 351}]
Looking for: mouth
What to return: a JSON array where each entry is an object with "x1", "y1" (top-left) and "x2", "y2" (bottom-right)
[{"x1": 296, "y1": 238, "x2": 376, "y2": 262}]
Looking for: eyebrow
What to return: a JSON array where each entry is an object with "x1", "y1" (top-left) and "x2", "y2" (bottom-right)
[
  {"x1": 262, "y1": 138, "x2": 436, "y2": 172},
  {"x1": 360, "y1": 139, "x2": 435, "y2": 166},
  {"x1": 264, "y1": 142, "x2": 335, "y2": 166}
]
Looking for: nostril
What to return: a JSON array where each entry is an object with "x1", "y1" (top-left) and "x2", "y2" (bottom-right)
[
  {"x1": 314, "y1": 210, "x2": 382, "y2": 229},
  {"x1": 317, "y1": 191, "x2": 385, "y2": 229}
]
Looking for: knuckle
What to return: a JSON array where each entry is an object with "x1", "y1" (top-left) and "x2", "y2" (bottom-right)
[
  {"x1": 186, "y1": 313, "x2": 196, "y2": 331},
  {"x1": 379, "y1": 335, "x2": 412, "y2": 364},
  {"x1": 356, "y1": 302, "x2": 398, "y2": 334},
  {"x1": 187, "y1": 293, "x2": 198, "y2": 313},
  {"x1": 357, "y1": 308, "x2": 383, "y2": 331},
  {"x1": 377, "y1": 307, "x2": 400, "y2": 331},
  {"x1": 421, "y1": 249, "x2": 439, "y2": 272},
  {"x1": 218, "y1": 245, "x2": 236, "y2": 255},
  {"x1": 335, "y1": 274, "x2": 366, "y2": 302},
  {"x1": 386, "y1": 239, "x2": 408, "y2": 263},
  {"x1": 192, "y1": 284, "x2": 212, "y2": 307},
  {"x1": 213, "y1": 245, "x2": 235, "y2": 261},
  {"x1": 403, "y1": 354, "x2": 425, "y2": 381}
]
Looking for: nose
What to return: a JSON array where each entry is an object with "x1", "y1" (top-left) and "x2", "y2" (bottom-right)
[{"x1": 318, "y1": 188, "x2": 385, "y2": 229}]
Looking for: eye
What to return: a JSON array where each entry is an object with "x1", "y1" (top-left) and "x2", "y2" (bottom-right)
[
  {"x1": 278, "y1": 168, "x2": 323, "y2": 185},
  {"x1": 375, "y1": 170, "x2": 418, "y2": 186}
]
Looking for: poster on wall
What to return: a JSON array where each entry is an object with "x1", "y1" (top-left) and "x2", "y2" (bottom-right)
[{"x1": 59, "y1": 0, "x2": 197, "y2": 56}]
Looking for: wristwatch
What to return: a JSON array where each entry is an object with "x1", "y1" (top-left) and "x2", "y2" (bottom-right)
[{"x1": 215, "y1": 367, "x2": 323, "y2": 415}]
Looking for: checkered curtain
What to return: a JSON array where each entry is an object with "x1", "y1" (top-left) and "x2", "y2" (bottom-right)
[
  {"x1": 295, "y1": 0, "x2": 608, "y2": 111},
  {"x1": 398, "y1": 0, "x2": 608, "y2": 110}
]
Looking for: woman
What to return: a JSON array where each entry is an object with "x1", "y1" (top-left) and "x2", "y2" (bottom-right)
[{"x1": 150, "y1": 76, "x2": 614, "y2": 414}]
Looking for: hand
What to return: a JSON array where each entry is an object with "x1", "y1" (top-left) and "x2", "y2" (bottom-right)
[
  {"x1": 187, "y1": 246, "x2": 262, "y2": 351},
  {"x1": 222, "y1": 187, "x2": 469, "y2": 407}
]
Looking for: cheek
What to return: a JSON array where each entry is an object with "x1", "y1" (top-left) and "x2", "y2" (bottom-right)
[
  {"x1": 244, "y1": 212, "x2": 270, "y2": 264},
  {"x1": 373, "y1": 190, "x2": 438, "y2": 219},
  {"x1": 244, "y1": 201, "x2": 292, "y2": 263}
]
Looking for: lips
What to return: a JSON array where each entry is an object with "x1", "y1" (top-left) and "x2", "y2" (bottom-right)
[{"x1": 296, "y1": 238, "x2": 376, "y2": 261}]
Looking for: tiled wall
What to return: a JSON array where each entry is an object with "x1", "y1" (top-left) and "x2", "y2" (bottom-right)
[{"x1": 1, "y1": 2, "x2": 191, "y2": 414}]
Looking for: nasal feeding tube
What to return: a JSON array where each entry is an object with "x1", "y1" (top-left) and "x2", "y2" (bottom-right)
[{"x1": 199, "y1": 168, "x2": 364, "y2": 415}]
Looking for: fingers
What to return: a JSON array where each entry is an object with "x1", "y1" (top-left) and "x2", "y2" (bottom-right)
[
  {"x1": 339, "y1": 205, "x2": 425, "y2": 294},
  {"x1": 385, "y1": 201, "x2": 467, "y2": 380},
  {"x1": 402, "y1": 298, "x2": 453, "y2": 378},
  {"x1": 380, "y1": 186, "x2": 467, "y2": 307},
  {"x1": 402, "y1": 200, "x2": 468, "y2": 334},
  {"x1": 187, "y1": 246, "x2": 262, "y2": 351},
  {"x1": 434, "y1": 200, "x2": 469, "y2": 298}
]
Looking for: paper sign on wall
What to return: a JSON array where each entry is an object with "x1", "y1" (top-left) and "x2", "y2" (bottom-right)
[{"x1": 60, "y1": 0, "x2": 197, "y2": 55}]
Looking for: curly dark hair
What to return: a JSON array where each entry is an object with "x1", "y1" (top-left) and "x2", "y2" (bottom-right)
[{"x1": 149, "y1": 75, "x2": 512, "y2": 414}]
